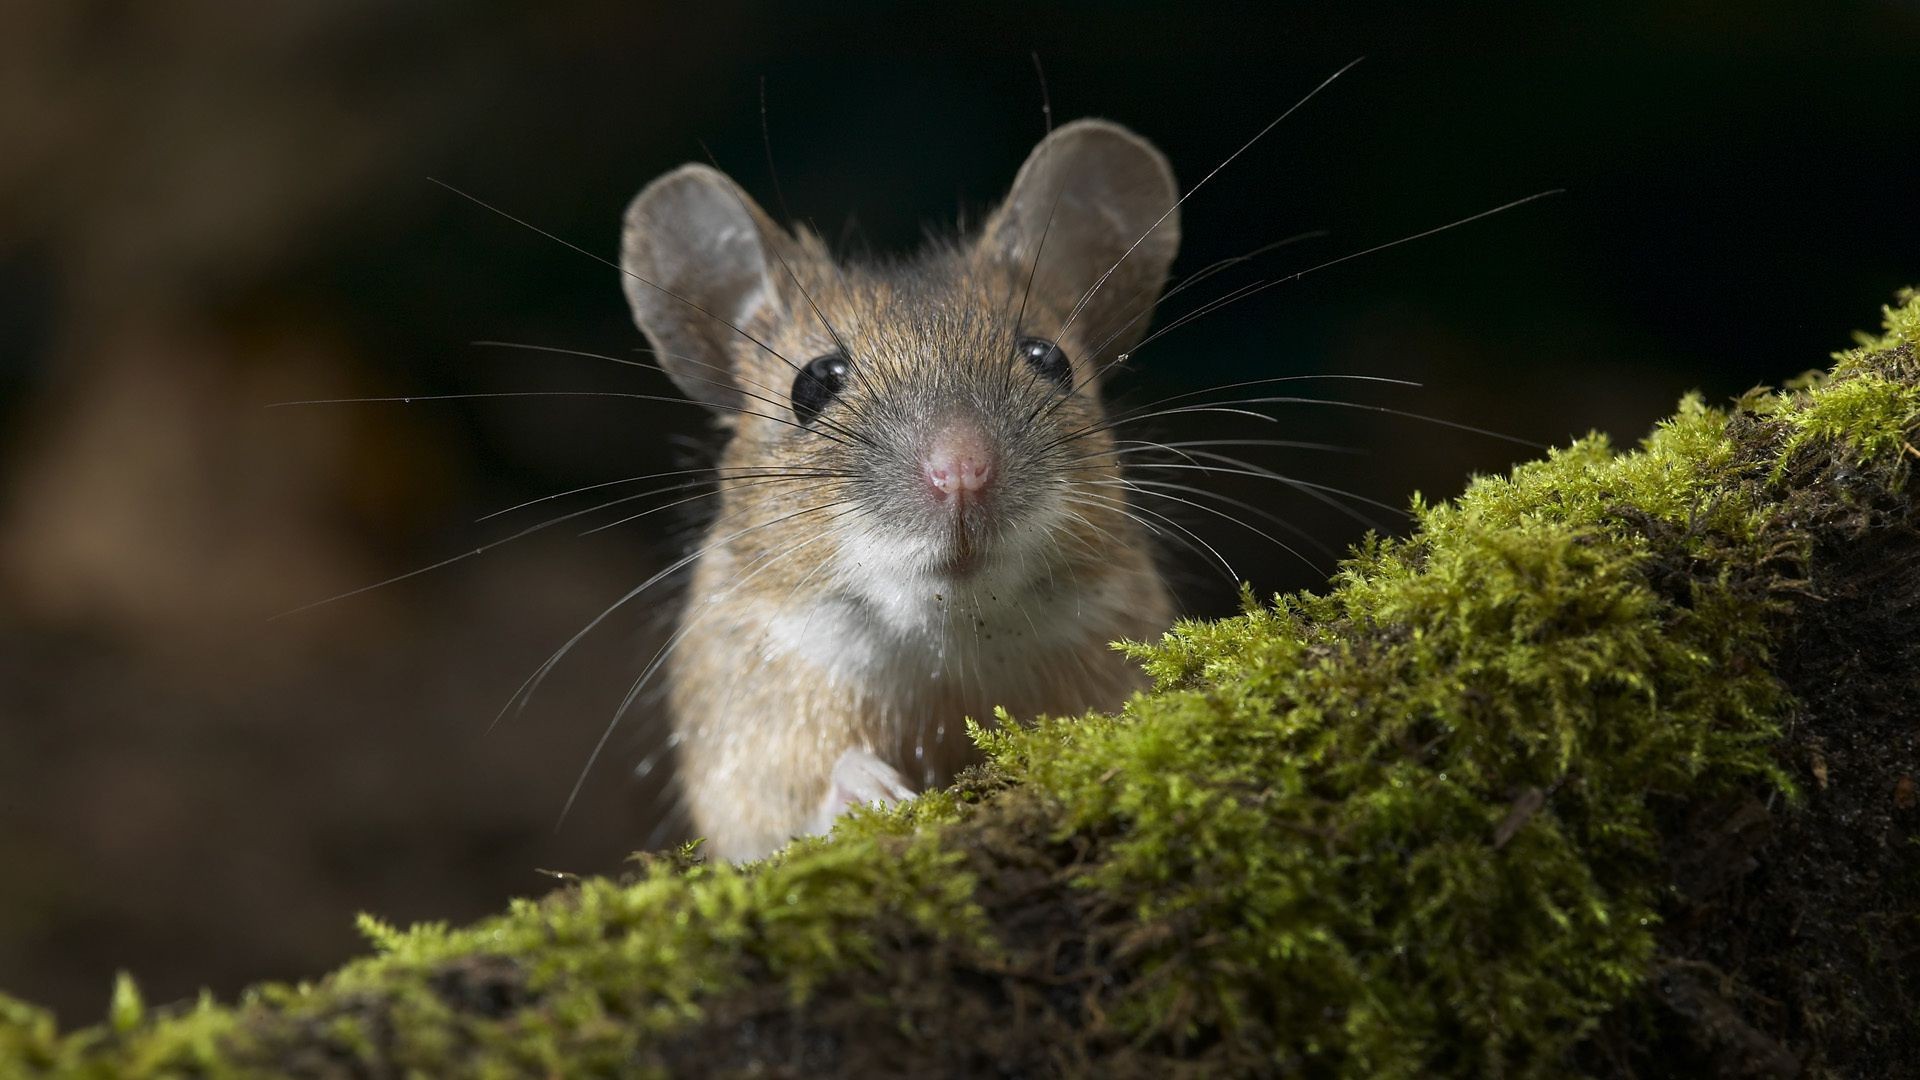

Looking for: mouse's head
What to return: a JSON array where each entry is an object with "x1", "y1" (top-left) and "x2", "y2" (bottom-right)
[{"x1": 620, "y1": 119, "x2": 1179, "y2": 607}]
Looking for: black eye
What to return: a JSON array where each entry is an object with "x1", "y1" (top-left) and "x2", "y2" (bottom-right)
[
  {"x1": 791, "y1": 352, "x2": 850, "y2": 425},
  {"x1": 1017, "y1": 337, "x2": 1072, "y2": 391}
]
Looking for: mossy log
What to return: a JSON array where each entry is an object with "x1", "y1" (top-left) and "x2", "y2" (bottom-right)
[{"x1": 5, "y1": 295, "x2": 1918, "y2": 1079}]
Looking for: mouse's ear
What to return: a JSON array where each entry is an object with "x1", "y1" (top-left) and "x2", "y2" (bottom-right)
[
  {"x1": 620, "y1": 164, "x2": 790, "y2": 411},
  {"x1": 980, "y1": 119, "x2": 1180, "y2": 359}
]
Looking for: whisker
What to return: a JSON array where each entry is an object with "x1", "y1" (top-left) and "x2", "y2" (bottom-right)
[
  {"x1": 1113, "y1": 456, "x2": 1406, "y2": 524},
  {"x1": 700, "y1": 142, "x2": 859, "y2": 366},
  {"x1": 579, "y1": 474, "x2": 848, "y2": 536},
  {"x1": 557, "y1": 510, "x2": 856, "y2": 828},
  {"x1": 468, "y1": 340, "x2": 869, "y2": 448},
  {"x1": 495, "y1": 498, "x2": 852, "y2": 730},
  {"x1": 1111, "y1": 437, "x2": 1366, "y2": 457},
  {"x1": 1095, "y1": 471, "x2": 1341, "y2": 555},
  {"x1": 1064, "y1": 488, "x2": 1238, "y2": 582},
  {"x1": 269, "y1": 388, "x2": 863, "y2": 449},
  {"x1": 1008, "y1": 185, "x2": 1068, "y2": 413},
  {"x1": 1186, "y1": 396, "x2": 1544, "y2": 450},
  {"x1": 1076, "y1": 249, "x2": 1330, "y2": 395},
  {"x1": 1051, "y1": 388, "x2": 1540, "y2": 456},
  {"x1": 1160, "y1": 230, "x2": 1330, "y2": 304},
  {"x1": 1030, "y1": 51, "x2": 1053, "y2": 138},
  {"x1": 1122, "y1": 189, "x2": 1567, "y2": 363},
  {"x1": 1052, "y1": 374, "x2": 1419, "y2": 446},
  {"x1": 1122, "y1": 276, "x2": 1277, "y2": 353},
  {"x1": 477, "y1": 467, "x2": 845, "y2": 523},
  {"x1": 275, "y1": 470, "x2": 835, "y2": 619},
  {"x1": 1050, "y1": 57, "x2": 1366, "y2": 362},
  {"x1": 1083, "y1": 477, "x2": 1324, "y2": 570},
  {"x1": 759, "y1": 76, "x2": 792, "y2": 224},
  {"x1": 623, "y1": 502, "x2": 880, "y2": 837},
  {"x1": 425, "y1": 177, "x2": 811, "y2": 377},
  {"x1": 1058, "y1": 490, "x2": 1226, "y2": 589}
]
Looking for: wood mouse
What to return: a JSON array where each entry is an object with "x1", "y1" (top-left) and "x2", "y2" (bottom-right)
[{"x1": 619, "y1": 119, "x2": 1179, "y2": 860}]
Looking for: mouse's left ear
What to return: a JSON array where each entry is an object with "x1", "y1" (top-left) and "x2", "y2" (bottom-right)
[
  {"x1": 979, "y1": 119, "x2": 1180, "y2": 360},
  {"x1": 620, "y1": 164, "x2": 795, "y2": 413}
]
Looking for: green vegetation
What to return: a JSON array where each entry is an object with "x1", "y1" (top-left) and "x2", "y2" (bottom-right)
[{"x1": 4, "y1": 293, "x2": 1916, "y2": 1078}]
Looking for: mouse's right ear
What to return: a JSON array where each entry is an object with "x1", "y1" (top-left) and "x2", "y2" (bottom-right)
[
  {"x1": 979, "y1": 119, "x2": 1180, "y2": 360},
  {"x1": 620, "y1": 164, "x2": 789, "y2": 412}
]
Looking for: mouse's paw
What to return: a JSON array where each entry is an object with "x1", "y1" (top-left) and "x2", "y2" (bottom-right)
[{"x1": 806, "y1": 748, "x2": 917, "y2": 836}]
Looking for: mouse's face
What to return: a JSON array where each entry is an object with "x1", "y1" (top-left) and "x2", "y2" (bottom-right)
[
  {"x1": 720, "y1": 251, "x2": 1123, "y2": 598},
  {"x1": 621, "y1": 120, "x2": 1180, "y2": 607}
]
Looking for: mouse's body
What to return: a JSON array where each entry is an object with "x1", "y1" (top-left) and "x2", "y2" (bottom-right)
[{"x1": 620, "y1": 120, "x2": 1181, "y2": 860}]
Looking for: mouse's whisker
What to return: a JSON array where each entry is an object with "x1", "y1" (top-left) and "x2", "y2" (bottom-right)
[
  {"x1": 497, "y1": 498, "x2": 854, "y2": 732},
  {"x1": 471, "y1": 340, "x2": 857, "y2": 447},
  {"x1": 757, "y1": 76, "x2": 793, "y2": 225},
  {"x1": 1079, "y1": 477, "x2": 1329, "y2": 570},
  {"x1": 1007, "y1": 178, "x2": 1068, "y2": 373},
  {"x1": 1076, "y1": 406, "x2": 1292, "y2": 449},
  {"x1": 618, "y1": 728, "x2": 688, "y2": 851},
  {"x1": 701, "y1": 145, "x2": 861, "y2": 369},
  {"x1": 271, "y1": 388, "x2": 864, "y2": 450},
  {"x1": 1127, "y1": 437, "x2": 1368, "y2": 457},
  {"x1": 278, "y1": 470, "x2": 850, "y2": 619},
  {"x1": 639, "y1": 789, "x2": 694, "y2": 853},
  {"x1": 1158, "y1": 231, "x2": 1333, "y2": 306},
  {"x1": 1023, "y1": 229, "x2": 1329, "y2": 428},
  {"x1": 1129, "y1": 189, "x2": 1569, "y2": 368},
  {"x1": 1047, "y1": 58, "x2": 1364, "y2": 374},
  {"x1": 1062, "y1": 189, "x2": 1565, "y2": 413},
  {"x1": 559, "y1": 509, "x2": 857, "y2": 829},
  {"x1": 1125, "y1": 277, "x2": 1278, "y2": 353},
  {"x1": 1110, "y1": 455, "x2": 1405, "y2": 528},
  {"x1": 1039, "y1": 374, "x2": 1424, "y2": 452},
  {"x1": 1060, "y1": 488, "x2": 1238, "y2": 583},
  {"x1": 1046, "y1": 391, "x2": 1536, "y2": 461},
  {"x1": 1057, "y1": 490, "x2": 1230, "y2": 592},
  {"x1": 426, "y1": 177, "x2": 815, "y2": 380},
  {"x1": 1062, "y1": 274, "x2": 1272, "y2": 409},
  {"x1": 1056, "y1": 438, "x2": 1366, "y2": 485},
  {"x1": 478, "y1": 467, "x2": 851, "y2": 523},
  {"x1": 631, "y1": 730, "x2": 682, "y2": 784},
  {"x1": 1058, "y1": 434, "x2": 1367, "y2": 559},
  {"x1": 1052, "y1": 438, "x2": 1182, "y2": 470},
  {"x1": 274, "y1": 473, "x2": 795, "y2": 619},
  {"x1": 627, "y1": 343, "x2": 877, "y2": 450},
  {"x1": 1138, "y1": 396, "x2": 1541, "y2": 450},
  {"x1": 578, "y1": 475, "x2": 853, "y2": 537},
  {"x1": 1046, "y1": 493, "x2": 1136, "y2": 556}
]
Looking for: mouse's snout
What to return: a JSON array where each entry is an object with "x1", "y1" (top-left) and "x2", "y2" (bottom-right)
[{"x1": 922, "y1": 420, "x2": 996, "y2": 505}]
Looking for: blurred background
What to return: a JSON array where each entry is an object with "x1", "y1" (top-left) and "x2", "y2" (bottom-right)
[{"x1": 2, "y1": 0, "x2": 1915, "y2": 1023}]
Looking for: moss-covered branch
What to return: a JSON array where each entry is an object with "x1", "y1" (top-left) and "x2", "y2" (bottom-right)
[{"x1": 6, "y1": 294, "x2": 1918, "y2": 1079}]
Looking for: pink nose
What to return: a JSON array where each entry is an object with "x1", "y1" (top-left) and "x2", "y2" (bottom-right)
[{"x1": 924, "y1": 424, "x2": 995, "y2": 501}]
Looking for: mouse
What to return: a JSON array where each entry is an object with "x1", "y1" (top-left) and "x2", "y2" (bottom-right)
[{"x1": 618, "y1": 119, "x2": 1180, "y2": 861}]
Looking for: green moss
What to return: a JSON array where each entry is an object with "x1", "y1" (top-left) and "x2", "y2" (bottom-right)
[
  {"x1": 1769, "y1": 286, "x2": 1920, "y2": 476},
  {"x1": 0, "y1": 995, "x2": 59, "y2": 1072},
  {"x1": 5, "y1": 292, "x2": 1918, "y2": 1077},
  {"x1": 2, "y1": 825, "x2": 991, "y2": 1076},
  {"x1": 106, "y1": 975, "x2": 142, "y2": 1036},
  {"x1": 1835, "y1": 286, "x2": 1920, "y2": 361},
  {"x1": 1777, "y1": 372, "x2": 1920, "y2": 472},
  {"x1": 981, "y1": 380, "x2": 1793, "y2": 1074}
]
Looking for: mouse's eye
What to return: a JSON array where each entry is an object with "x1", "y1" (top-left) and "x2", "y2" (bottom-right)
[
  {"x1": 791, "y1": 352, "x2": 850, "y2": 425},
  {"x1": 1017, "y1": 337, "x2": 1072, "y2": 391}
]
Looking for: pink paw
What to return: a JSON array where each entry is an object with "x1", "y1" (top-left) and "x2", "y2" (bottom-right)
[{"x1": 806, "y1": 748, "x2": 917, "y2": 836}]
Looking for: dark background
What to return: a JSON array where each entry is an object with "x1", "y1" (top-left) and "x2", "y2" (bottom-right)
[{"x1": 1, "y1": 1, "x2": 1914, "y2": 1023}]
